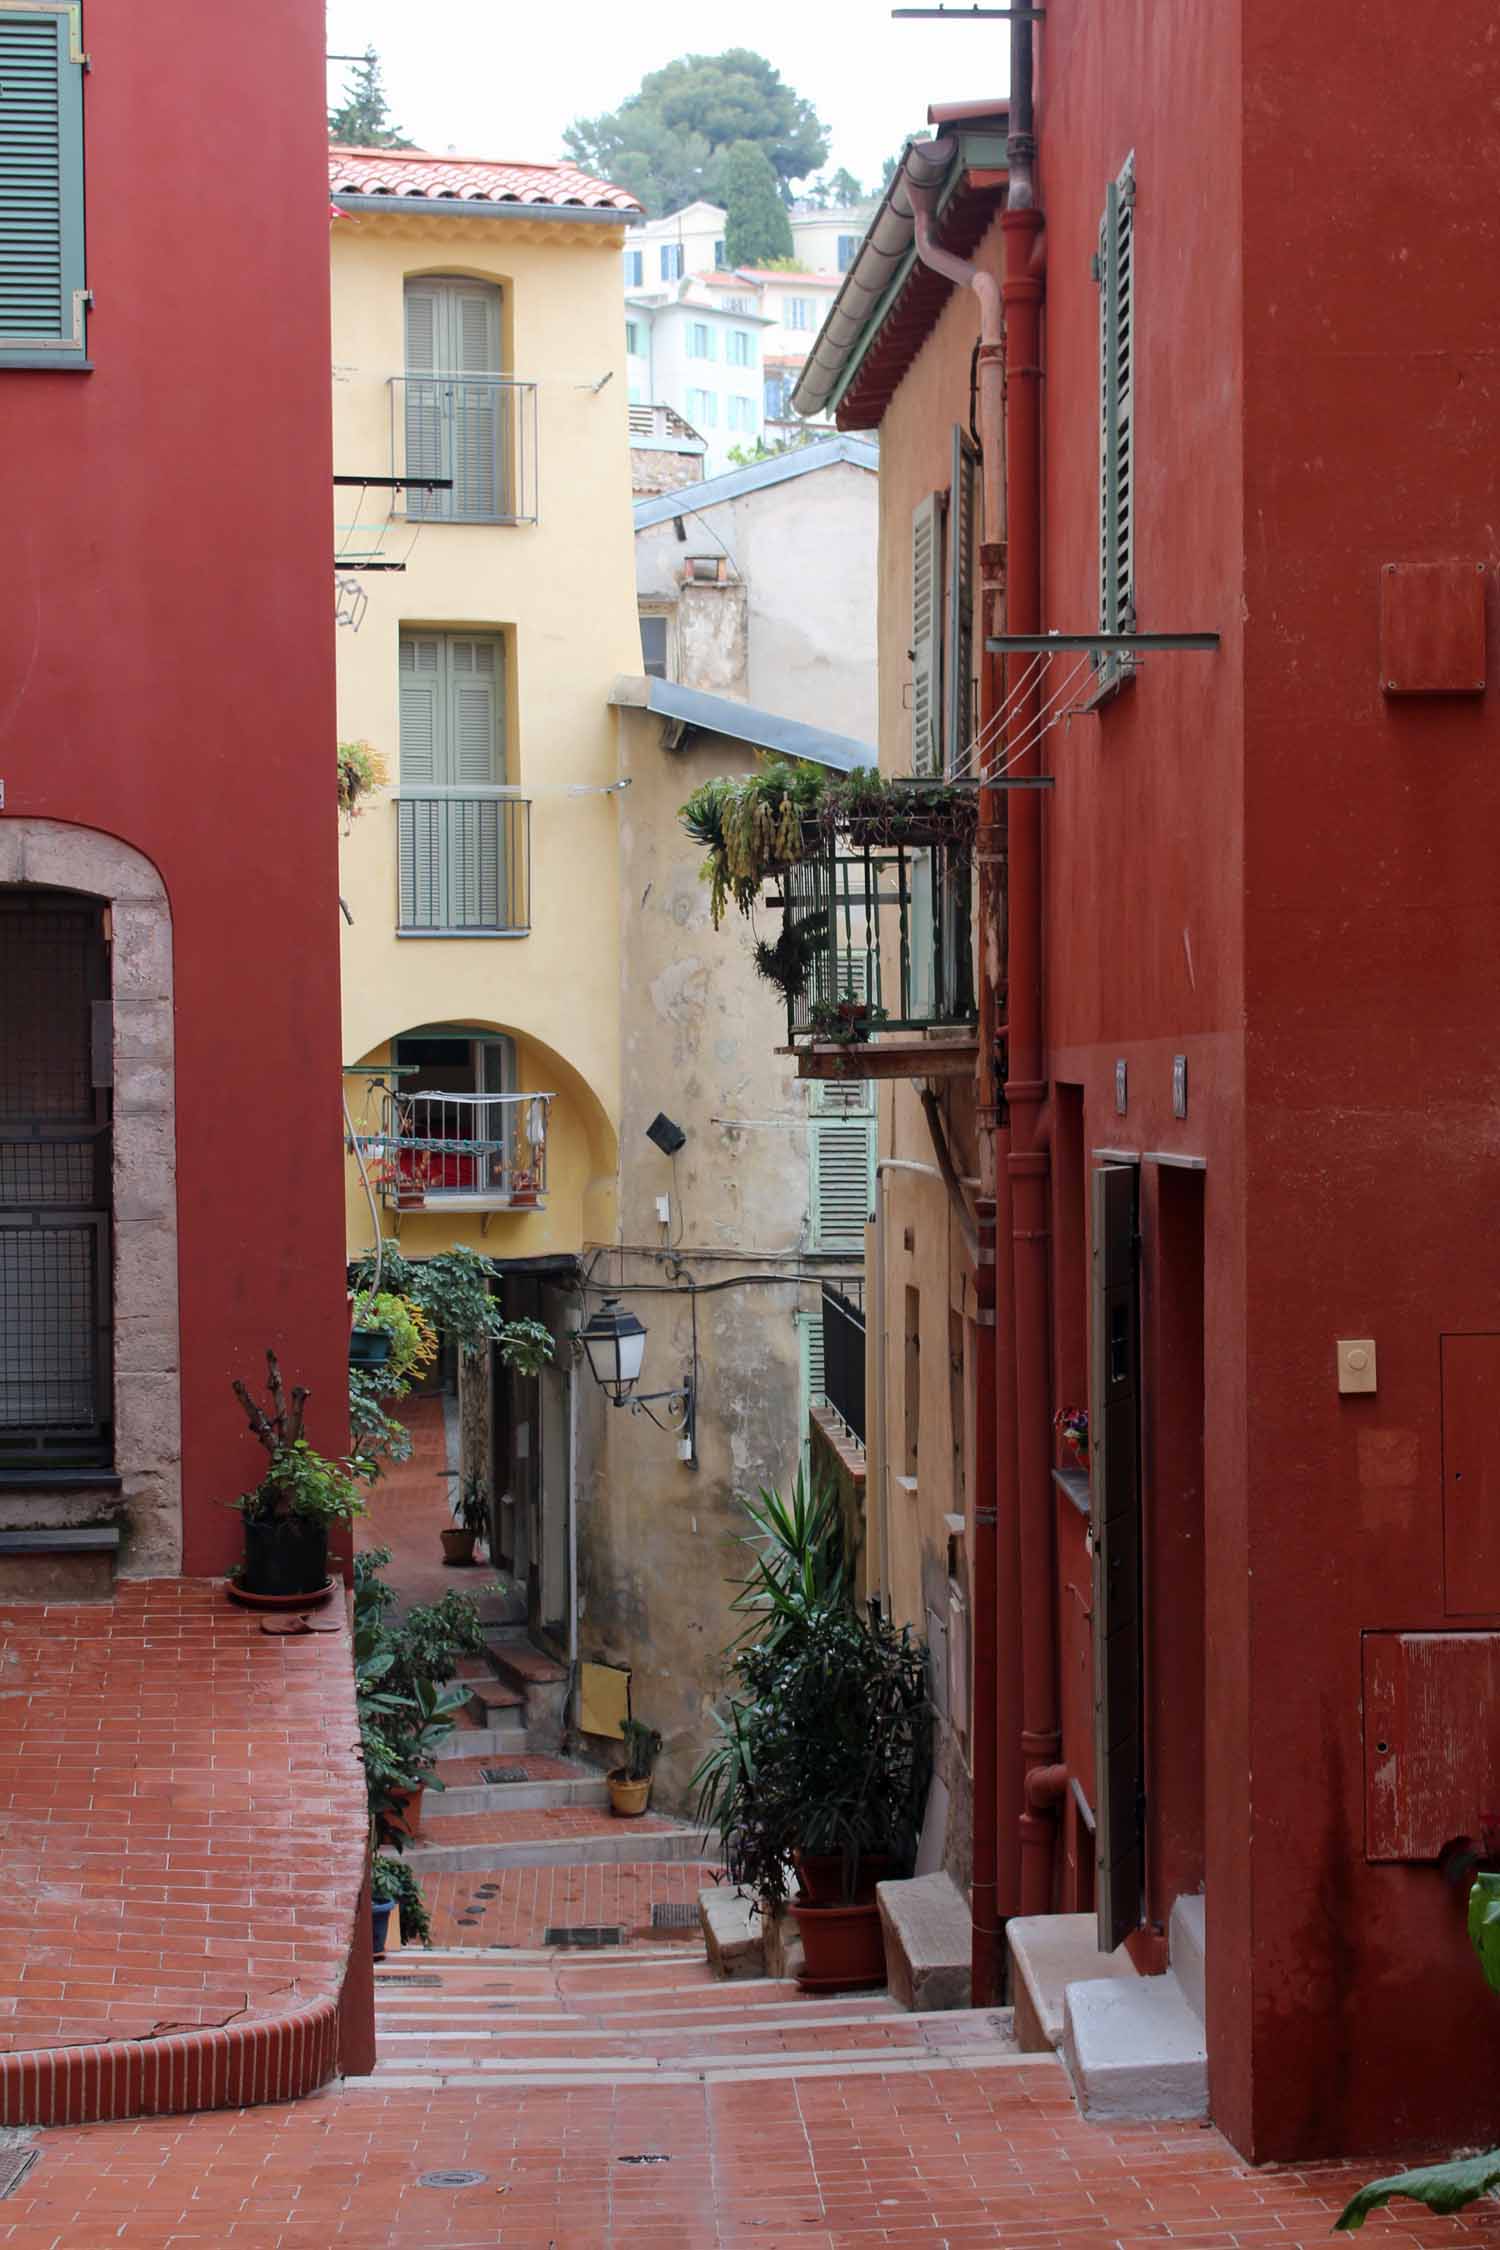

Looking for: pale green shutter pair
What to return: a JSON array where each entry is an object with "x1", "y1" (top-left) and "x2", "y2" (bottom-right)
[
  {"x1": 403, "y1": 279, "x2": 506, "y2": 520},
  {"x1": 0, "y1": 5, "x2": 88, "y2": 367},
  {"x1": 397, "y1": 635, "x2": 508, "y2": 931}
]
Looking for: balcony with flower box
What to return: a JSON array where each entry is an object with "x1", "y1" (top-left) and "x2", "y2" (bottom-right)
[{"x1": 365, "y1": 1089, "x2": 553, "y2": 1216}]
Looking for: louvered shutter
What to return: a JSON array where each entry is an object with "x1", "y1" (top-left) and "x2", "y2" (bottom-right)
[
  {"x1": 403, "y1": 284, "x2": 444, "y2": 519},
  {"x1": 1096, "y1": 154, "x2": 1136, "y2": 654},
  {"x1": 0, "y1": 6, "x2": 87, "y2": 366},
  {"x1": 911, "y1": 493, "x2": 943, "y2": 774},
  {"x1": 451, "y1": 284, "x2": 502, "y2": 518},
  {"x1": 810, "y1": 1115, "x2": 876, "y2": 1253},
  {"x1": 447, "y1": 639, "x2": 503, "y2": 927},
  {"x1": 946, "y1": 428, "x2": 977, "y2": 772},
  {"x1": 398, "y1": 637, "x2": 445, "y2": 927}
]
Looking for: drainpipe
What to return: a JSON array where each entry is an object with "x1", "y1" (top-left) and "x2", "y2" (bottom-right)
[
  {"x1": 1000, "y1": 15, "x2": 1060, "y2": 1919},
  {"x1": 906, "y1": 139, "x2": 1008, "y2": 2005}
]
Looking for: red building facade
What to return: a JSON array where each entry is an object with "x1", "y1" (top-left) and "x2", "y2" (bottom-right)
[
  {"x1": 803, "y1": 0, "x2": 1500, "y2": 2165},
  {"x1": 0, "y1": 0, "x2": 347, "y2": 1578}
]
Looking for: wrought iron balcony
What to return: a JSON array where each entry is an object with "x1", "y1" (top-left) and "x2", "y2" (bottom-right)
[
  {"x1": 396, "y1": 790, "x2": 530, "y2": 936},
  {"x1": 777, "y1": 826, "x2": 977, "y2": 1076},
  {"x1": 387, "y1": 375, "x2": 539, "y2": 525},
  {"x1": 365, "y1": 1090, "x2": 553, "y2": 1214}
]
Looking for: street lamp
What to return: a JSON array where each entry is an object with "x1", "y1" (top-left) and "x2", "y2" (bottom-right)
[{"x1": 577, "y1": 1296, "x2": 696, "y2": 1463}]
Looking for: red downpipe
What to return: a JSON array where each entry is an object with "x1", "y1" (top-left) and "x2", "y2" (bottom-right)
[
  {"x1": 1001, "y1": 97, "x2": 1060, "y2": 1916},
  {"x1": 905, "y1": 143, "x2": 1007, "y2": 2000}
]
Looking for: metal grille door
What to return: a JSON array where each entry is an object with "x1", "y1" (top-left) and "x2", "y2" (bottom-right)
[{"x1": 0, "y1": 894, "x2": 112, "y2": 1467}]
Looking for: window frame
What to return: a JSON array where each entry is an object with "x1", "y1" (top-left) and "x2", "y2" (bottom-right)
[
  {"x1": 624, "y1": 249, "x2": 643, "y2": 287},
  {"x1": 0, "y1": 2, "x2": 90, "y2": 371},
  {"x1": 660, "y1": 242, "x2": 684, "y2": 282}
]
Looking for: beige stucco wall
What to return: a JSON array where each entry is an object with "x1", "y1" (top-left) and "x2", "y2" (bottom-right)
[
  {"x1": 573, "y1": 709, "x2": 857, "y2": 1811},
  {"x1": 332, "y1": 211, "x2": 642, "y2": 1261},
  {"x1": 635, "y1": 458, "x2": 879, "y2": 744}
]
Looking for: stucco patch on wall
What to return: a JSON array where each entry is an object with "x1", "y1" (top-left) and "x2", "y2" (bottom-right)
[{"x1": 1, "y1": 822, "x2": 181, "y2": 1576}]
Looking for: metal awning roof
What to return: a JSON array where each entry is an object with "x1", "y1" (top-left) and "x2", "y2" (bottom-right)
[{"x1": 610, "y1": 677, "x2": 871, "y2": 773}]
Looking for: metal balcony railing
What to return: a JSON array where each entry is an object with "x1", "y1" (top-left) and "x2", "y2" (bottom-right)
[
  {"x1": 779, "y1": 834, "x2": 976, "y2": 1040},
  {"x1": 396, "y1": 791, "x2": 530, "y2": 936},
  {"x1": 387, "y1": 375, "x2": 539, "y2": 525},
  {"x1": 820, "y1": 1280, "x2": 866, "y2": 1448},
  {"x1": 369, "y1": 1090, "x2": 554, "y2": 1213}
]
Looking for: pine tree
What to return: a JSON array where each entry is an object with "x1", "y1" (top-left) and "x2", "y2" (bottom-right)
[
  {"x1": 566, "y1": 51, "x2": 828, "y2": 217},
  {"x1": 329, "y1": 47, "x2": 413, "y2": 150},
  {"x1": 722, "y1": 141, "x2": 794, "y2": 269}
]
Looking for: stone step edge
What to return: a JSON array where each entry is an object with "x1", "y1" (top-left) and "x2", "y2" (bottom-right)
[
  {"x1": 402, "y1": 1831, "x2": 720, "y2": 1874},
  {"x1": 0, "y1": 1991, "x2": 341, "y2": 2129},
  {"x1": 422, "y1": 1778, "x2": 609, "y2": 1818},
  {"x1": 376, "y1": 2004, "x2": 1010, "y2": 2041},
  {"x1": 356, "y1": 2047, "x2": 1048, "y2": 2092}
]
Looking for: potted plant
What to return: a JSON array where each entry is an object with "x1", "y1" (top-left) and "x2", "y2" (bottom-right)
[
  {"x1": 442, "y1": 1472, "x2": 489, "y2": 1566},
  {"x1": 350, "y1": 1289, "x2": 437, "y2": 1380},
  {"x1": 371, "y1": 1851, "x2": 432, "y2": 1956},
  {"x1": 807, "y1": 996, "x2": 889, "y2": 1046},
  {"x1": 509, "y1": 1166, "x2": 538, "y2": 1209},
  {"x1": 609, "y1": 1718, "x2": 662, "y2": 1817},
  {"x1": 1053, "y1": 1405, "x2": 1089, "y2": 1468},
  {"x1": 228, "y1": 1353, "x2": 364, "y2": 1599},
  {"x1": 337, "y1": 739, "x2": 389, "y2": 830}
]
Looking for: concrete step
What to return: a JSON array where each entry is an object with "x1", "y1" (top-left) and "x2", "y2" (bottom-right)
[
  {"x1": 1062, "y1": 1967, "x2": 1207, "y2": 2122},
  {"x1": 453, "y1": 1663, "x2": 524, "y2": 1727},
  {"x1": 481, "y1": 1633, "x2": 569, "y2": 1738},
  {"x1": 402, "y1": 1822, "x2": 719, "y2": 1874},
  {"x1": 423, "y1": 1773, "x2": 610, "y2": 1818},
  {"x1": 1006, "y1": 1910, "x2": 1138, "y2": 2052},
  {"x1": 1169, "y1": 1892, "x2": 1206, "y2": 2025},
  {"x1": 433, "y1": 1723, "x2": 530, "y2": 1764},
  {"x1": 877, "y1": 1871, "x2": 971, "y2": 2012}
]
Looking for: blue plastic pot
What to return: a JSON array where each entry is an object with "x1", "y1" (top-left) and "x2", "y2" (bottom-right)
[{"x1": 372, "y1": 1898, "x2": 394, "y2": 1958}]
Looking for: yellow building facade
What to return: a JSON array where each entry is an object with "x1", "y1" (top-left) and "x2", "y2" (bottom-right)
[{"x1": 329, "y1": 151, "x2": 644, "y2": 1266}]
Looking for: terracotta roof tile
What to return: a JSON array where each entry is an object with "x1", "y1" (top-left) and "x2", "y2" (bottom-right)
[{"x1": 328, "y1": 147, "x2": 641, "y2": 214}]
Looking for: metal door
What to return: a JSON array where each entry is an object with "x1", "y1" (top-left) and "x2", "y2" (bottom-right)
[{"x1": 1090, "y1": 1161, "x2": 1144, "y2": 1951}]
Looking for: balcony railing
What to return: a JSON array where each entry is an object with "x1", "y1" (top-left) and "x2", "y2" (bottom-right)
[
  {"x1": 396, "y1": 790, "x2": 530, "y2": 936},
  {"x1": 779, "y1": 833, "x2": 976, "y2": 1040},
  {"x1": 367, "y1": 1090, "x2": 553, "y2": 1213},
  {"x1": 387, "y1": 375, "x2": 539, "y2": 525},
  {"x1": 820, "y1": 1280, "x2": 866, "y2": 1448}
]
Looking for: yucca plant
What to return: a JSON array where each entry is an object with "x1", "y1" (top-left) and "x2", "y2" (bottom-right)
[{"x1": 1336, "y1": 1872, "x2": 1500, "y2": 2228}]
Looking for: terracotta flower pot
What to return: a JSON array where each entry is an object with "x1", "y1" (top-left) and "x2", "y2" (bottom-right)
[
  {"x1": 386, "y1": 1784, "x2": 424, "y2": 1839},
  {"x1": 608, "y1": 1770, "x2": 652, "y2": 1817},
  {"x1": 440, "y1": 1527, "x2": 477, "y2": 1566},
  {"x1": 794, "y1": 1851, "x2": 895, "y2": 1906},
  {"x1": 791, "y1": 1898, "x2": 887, "y2": 1992}
]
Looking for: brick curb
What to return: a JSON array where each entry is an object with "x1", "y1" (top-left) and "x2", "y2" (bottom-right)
[{"x1": 0, "y1": 1991, "x2": 344, "y2": 2127}]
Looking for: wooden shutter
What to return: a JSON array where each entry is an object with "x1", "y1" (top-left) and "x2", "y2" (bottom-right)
[
  {"x1": 1096, "y1": 154, "x2": 1137, "y2": 644},
  {"x1": 0, "y1": 5, "x2": 87, "y2": 365},
  {"x1": 446, "y1": 639, "x2": 504, "y2": 927},
  {"x1": 945, "y1": 428, "x2": 977, "y2": 772},
  {"x1": 402, "y1": 283, "x2": 444, "y2": 518},
  {"x1": 398, "y1": 636, "x2": 444, "y2": 927},
  {"x1": 911, "y1": 493, "x2": 944, "y2": 774},
  {"x1": 451, "y1": 282, "x2": 502, "y2": 518},
  {"x1": 810, "y1": 1115, "x2": 876, "y2": 1253},
  {"x1": 1090, "y1": 1161, "x2": 1144, "y2": 1952}
]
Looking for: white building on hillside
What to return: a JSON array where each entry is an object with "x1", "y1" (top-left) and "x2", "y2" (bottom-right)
[
  {"x1": 789, "y1": 202, "x2": 877, "y2": 274},
  {"x1": 625, "y1": 289, "x2": 773, "y2": 474}
]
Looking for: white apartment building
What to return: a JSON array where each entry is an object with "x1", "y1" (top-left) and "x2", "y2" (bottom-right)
[
  {"x1": 625, "y1": 291, "x2": 771, "y2": 475},
  {"x1": 788, "y1": 202, "x2": 877, "y2": 275}
]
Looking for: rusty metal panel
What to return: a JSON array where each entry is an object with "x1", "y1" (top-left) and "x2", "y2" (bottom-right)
[
  {"x1": 1379, "y1": 560, "x2": 1486, "y2": 695},
  {"x1": 1364, "y1": 1630, "x2": 1500, "y2": 1860},
  {"x1": 1442, "y1": 1334, "x2": 1500, "y2": 1613}
]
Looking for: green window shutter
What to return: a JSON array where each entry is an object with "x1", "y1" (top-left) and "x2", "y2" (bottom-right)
[
  {"x1": 403, "y1": 284, "x2": 443, "y2": 518},
  {"x1": 445, "y1": 637, "x2": 504, "y2": 928},
  {"x1": 1096, "y1": 153, "x2": 1137, "y2": 649},
  {"x1": 809, "y1": 1114, "x2": 876, "y2": 1253},
  {"x1": 398, "y1": 636, "x2": 444, "y2": 928},
  {"x1": 945, "y1": 428, "x2": 977, "y2": 773},
  {"x1": 0, "y1": 5, "x2": 88, "y2": 368},
  {"x1": 911, "y1": 492, "x2": 944, "y2": 774},
  {"x1": 403, "y1": 278, "x2": 503, "y2": 521}
]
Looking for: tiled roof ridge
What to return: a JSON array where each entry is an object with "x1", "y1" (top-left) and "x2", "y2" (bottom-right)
[{"x1": 328, "y1": 147, "x2": 641, "y2": 213}]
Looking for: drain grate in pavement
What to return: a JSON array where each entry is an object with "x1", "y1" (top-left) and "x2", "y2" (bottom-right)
[
  {"x1": 0, "y1": 2149, "x2": 38, "y2": 2201},
  {"x1": 651, "y1": 1902, "x2": 701, "y2": 1929},
  {"x1": 377, "y1": 1974, "x2": 442, "y2": 1986},
  {"x1": 418, "y1": 2169, "x2": 487, "y2": 2189},
  {"x1": 480, "y1": 1765, "x2": 531, "y2": 1784},
  {"x1": 618, "y1": 2154, "x2": 670, "y2": 2166},
  {"x1": 544, "y1": 1924, "x2": 625, "y2": 1949}
]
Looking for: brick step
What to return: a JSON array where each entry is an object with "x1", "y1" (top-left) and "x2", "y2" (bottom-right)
[
  {"x1": 451, "y1": 1665, "x2": 524, "y2": 1727},
  {"x1": 374, "y1": 2015, "x2": 1006, "y2": 2067},
  {"x1": 402, "y1": 1817, "x2": 718, "y2": 1875},
  {"x1": 423, "y1": 1773, "x2": 610, "y2": 1818},
  {"x1": 375, "y1": 1988, "x2": 904, "y2": 2027},
  {"x1": 483, "y1": 1638, "x2": 568, "y2": 1688}
]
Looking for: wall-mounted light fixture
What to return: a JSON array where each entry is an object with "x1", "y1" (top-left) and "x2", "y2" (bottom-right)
[{"x1": 578, "y1": 1296, "x2": 696, "y2": 1465}]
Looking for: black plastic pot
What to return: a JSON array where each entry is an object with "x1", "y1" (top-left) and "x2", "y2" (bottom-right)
[
  {"x1": 349, "y1": 1327, "x2": 392, "y2": 1369},
  {"x1": 240, "y1": 1513, "x2": 329, "y2": 1598},
  {"x1": 372, "y1": 1898, "x2": 394, "y2": 1958}
]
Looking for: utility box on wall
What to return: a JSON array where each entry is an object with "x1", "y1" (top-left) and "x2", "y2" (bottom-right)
[
  {"x1": 1364, "y1": 1630, "x2": 1500, "y2": 1860},
  {"x1": 1379, "y1": 561, "x2": 1486, "y2": 696}
]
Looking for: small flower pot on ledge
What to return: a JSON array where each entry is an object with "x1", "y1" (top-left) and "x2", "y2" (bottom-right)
[{"x1": 608, "y1": 1770, "x2": 653, "y2": 1818}]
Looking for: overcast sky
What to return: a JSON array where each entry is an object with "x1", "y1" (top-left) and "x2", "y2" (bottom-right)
[{"x1": 324, "y1": 0, "x2": 1008, "y2": 195}]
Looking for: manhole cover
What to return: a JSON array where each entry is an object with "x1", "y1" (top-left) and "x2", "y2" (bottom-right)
[
  {"x1": 651, "y1": 1903, "x2": 700, "y2": 1929},
  {"x1": 480, "y1": 1765, "x2": 530, "y2": 1784},
  {"x1": 418, "y1": 2169, "x2": 487, "y2": 2190},
  {"x1": 618, "y1": 2154, "x2": 670, "y2": 2166},
  {"x1": 544, "y1": 1924, "x2": 624, "y2": 1949},
  {"x1": 0, "y1": 2149, "x2": 37, "y2": 2201}
]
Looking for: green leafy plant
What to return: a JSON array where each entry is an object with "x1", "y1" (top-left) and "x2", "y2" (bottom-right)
[
  {"x1": 353, "y1": 1549, "x2": 497, "y2": 1846},
  {"x1": 620, "y1": 1718, "x2": 662, "y2": 1783},
  {"x1": 351, "y1": 1245, "x2": 556, "y2": 1372},
  {"x1": 451, "y1": 1472, "x2": 490, "y2": 1538},
  {"x1": 1336, "y1": 1870, "x2": 1500, "y2": 2229},
  {"x1": 336, "y1": 739, "x2": 389, "y2": 820},
  {"x1": 752, "y1": 910, "x2": 827, "y2": 1010},
  {"x1": 233, "y1": 1438, "x2": 365, "y2": 1526},
  {"x1": 729, "y1": 1474, "x2": 850, "y2": 1652},
  {"x1": 348, "y1": 1367, "x2": 414, "y2": 1481},
  {"x1": 807, "y1": 997, "x2": 888, "y2": 1046},
  {"x1": 371, "y1": 1853, "x2": 431, "y2": 1946},
  {"x1": 351, "y1": 1290, "x2": 438, "y2": 1389},
  {"x1": 680, "y1": 763, "x2": 823, "y2": 926}
]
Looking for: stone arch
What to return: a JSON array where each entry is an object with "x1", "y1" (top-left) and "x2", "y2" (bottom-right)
[{"x1": 0, "y1": 821, "x2": 180, "y2": 1574}]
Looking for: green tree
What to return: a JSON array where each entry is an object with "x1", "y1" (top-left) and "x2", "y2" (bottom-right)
[
  {"x1": 329, "y1": 46, "x2": 412, "y2": 149},
  {"x1": 566, "y1": 50, "x2": 828, "y2": 218},
  {"x1": 722, "y1": 141, "x2": 793, "y2": 268}
]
